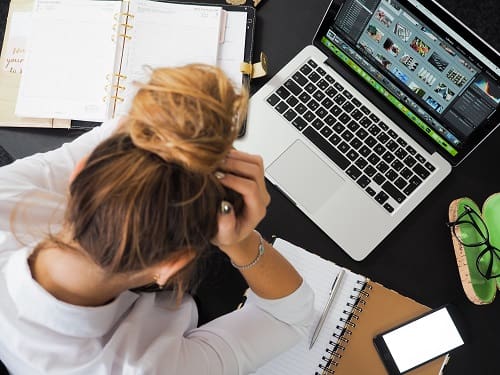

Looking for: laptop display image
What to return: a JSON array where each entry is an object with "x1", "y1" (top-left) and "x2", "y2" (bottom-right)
[{"x1": 236, "y1": 0, "x2": 500, "y2": 260}]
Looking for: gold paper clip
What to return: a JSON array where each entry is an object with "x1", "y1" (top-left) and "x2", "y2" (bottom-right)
[{"x1": 240, "y1": 52, "x2": 268, "y2": 79}]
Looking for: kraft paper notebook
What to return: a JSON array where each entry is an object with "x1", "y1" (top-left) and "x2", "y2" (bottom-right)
[
  {"x1": 0, "y1": 0, "x2": 70, "y2": 128},
  {"x1": 15, "y1": 0, "x2": 255, "y2": 123},
  {"x1": 253, "y1": 238, "x2": 445, "y2": 375}
]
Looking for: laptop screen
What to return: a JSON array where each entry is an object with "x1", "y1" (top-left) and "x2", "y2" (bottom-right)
[{"x1": 314, "y1": 0, "x2": 500, "y2": 164}]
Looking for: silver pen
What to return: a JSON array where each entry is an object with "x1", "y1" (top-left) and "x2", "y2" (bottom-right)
[{"x1": 309, "y1": 269, "x2": 345, "y2": 349}]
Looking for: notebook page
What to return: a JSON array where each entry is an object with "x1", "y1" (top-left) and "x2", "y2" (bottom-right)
[
  {"x1": 114, "y1": 0, "x2": 223, "y2": 116},
  {"x1": 253, "y1": 238, "x2": 366, "y2": 375},
  {"x1": 15, "y1": 0, "x2": 121, "y2": 122},
  {"x1": 217, "y1": 11, "x2": 247, "y2": 88}
]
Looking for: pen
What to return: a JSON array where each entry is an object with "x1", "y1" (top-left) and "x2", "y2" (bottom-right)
[{"x1": 309, "y1": 268, "x2": 345, "y2": 349}]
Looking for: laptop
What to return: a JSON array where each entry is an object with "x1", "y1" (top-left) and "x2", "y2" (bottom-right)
[{"x1": 235, "y1": 0, "x2": 500, "y2": 261}]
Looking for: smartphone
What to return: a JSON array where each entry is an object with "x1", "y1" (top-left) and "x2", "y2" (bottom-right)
[{"x1": 373, "y1": 305, "x2": 465, "y2": 374}]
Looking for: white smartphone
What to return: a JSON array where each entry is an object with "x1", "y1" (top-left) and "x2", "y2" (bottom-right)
[{"x1": 373, "y1": 305, "x2": 465, "y2": 374}]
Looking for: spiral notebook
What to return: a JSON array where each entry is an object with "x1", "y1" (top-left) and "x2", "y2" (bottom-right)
[
  {"x1": 254, "y1": 238, "x2": 446, "y2": 375},
  {"x1": 15, "y1": 0, "x2": 254, "y2": 122}
]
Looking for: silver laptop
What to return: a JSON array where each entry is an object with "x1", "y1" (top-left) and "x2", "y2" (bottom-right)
[{"x1": 235, "y1": 0, "x2": 500, "y2": 260}]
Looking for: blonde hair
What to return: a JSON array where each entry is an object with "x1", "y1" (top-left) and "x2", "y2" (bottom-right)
[{"x1": 39, "y1": 64, "x2": 248, "y2": 295}]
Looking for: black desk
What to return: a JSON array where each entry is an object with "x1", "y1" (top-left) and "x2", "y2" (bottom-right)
[{"x1": 1, "y1": 1, "x2": 499, "y2": 374}]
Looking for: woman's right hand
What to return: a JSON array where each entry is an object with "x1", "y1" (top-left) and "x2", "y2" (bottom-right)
[{"x1": 211, "y1": 149, "x2": 270, "y2": 256}]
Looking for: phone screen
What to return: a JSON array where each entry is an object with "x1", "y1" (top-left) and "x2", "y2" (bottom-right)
[{"x1": 379, "y1": 307, "x2": 464, "y2": 373}]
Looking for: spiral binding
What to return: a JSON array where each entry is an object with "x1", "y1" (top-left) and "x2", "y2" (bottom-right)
[
  {"x1": 315, "y1": 279, "x2": 373, "y2": 375},
  {"x1": 104, "y1": 9, "x2": 134, "y2": 106}
]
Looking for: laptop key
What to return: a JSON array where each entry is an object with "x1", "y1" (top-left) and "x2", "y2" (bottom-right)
[
  {"x1": 307, "y1": 99, "x2": 320, "y2": 111},
  {"x1": 351, "y1": 109, "x2": 363, "y2": 120},
  {"x1": 413, "y1": 163, "x2": 430, "y2": 179},
  {"x1": 367, "y1": 153, "x2": 380, "y2": 165},
  {"x1": 300, "y1": 64, "x2": 312, "y2": 75},
  {"x1": 325, "y1": 74, "x2": 335, "y2": 84},
  {"x1": 313, "y1": 90, "x2": 326, "y2": 102},
  {"x1": 357, "y1": 175, "x2": 371, "y2": 188},
  {"x1": 343, "y1": 90, "x2": 353, "y2": 99},
  {"x1": 322, "y1": 98, "x2": 334, "y2": 109},
  {"x1": 366, "y1": 186, "x2": 376, "y2": 196},
  {"x1": 303, "y1": 127, "x2": 350, "y2": 170},
  {"x1": 386, "y1": 140, "x2": 398, "y2": 152},
  {"x1": 305, "y1": 83, "x2": 316, "y2": 93},
  {"x1": 382, "y1": 151, "x2": 395, "y2": 163},
  {"x1": 359, "y1": 145, "x2": 371, "y2": 157},
  {"x1": 320, "y1": 126, "x2": 333, "y2": 138},
  {"x1": 406, "y1": 145, "x2": 416, "y2": 155},
  {"x1": 338, "y1": 141, "x2": 349, "y2": 153},
  {"x1": 292, "y1": 72, "x2": 308, "y2": 86},
  {"x1": 284, "y1": 109, "x2": 297, "y2": 121},
  {"x1": 368, "y1": 124, "x2": 381, "y2": 136},
  {"x1": 325, "y1": 114, "x2": 336, "y2": 126},
  {"x1": 308, "y1": 59, "x2": 317, "y2": 68},
  {"x1": 369, "y1": 113, "x2": 380, "y2": 123},
  {"x1": 303, "y1": 111, "x2": 316, "y2": 122},
  {"x1": 373, "y1": 173, "x2": 385, "y2": 185},
  {"x1": 365, "y1": 165, "x2": 376, "y2": 177},
  {"x1": 355, "y1": 157, "x2": 368, "y2": 169},
  {"x1": 308, "y1": 71, "x2": 320, "y2": 82},
  {"x1": 356, "y1": 128, "x2": 368, "y2": 140},
  {"x1": 334, "y1": 82, "x2": 344, "y2": 91},
  {"x1": 331, "y1": 105, "x2": 342, "y2": 116},
  {"x1": 326, "y1": 87, "x2": 338, "y2": 97},
  {"x1": 391, "y1": 159, "x2": 404, "y2": 172},
  {"x1": 346, "y1": 149, "x2": 359, "y2": 161},
  {"x1": 291, "y1": 117, "x2": 307, "y2": 130},
  {"x1": 346, "y1": 165, "x2": 362, "y2": 180},
  {"x1": 409, "y1": 175, "x2": 423, "y2": 187},
  {"x1": 333, "y1": 123, "x2": 345, "y2": 134},
  {"x1": 286, "y1": 96, "x2": 299, "y2": 106},
  {"x1": 347, "y1": 120, "x2": 360, "y2": 132},
  {"x1": 341, "y1": 130, "x2": 354, "y2": 141},
  {"x1": 298, "y1": 92, "x2": 311, "y2": 103},
  {"x1": 400, "y1": 167, "x2": 412, "y2": 179},
  {"x1": 316, "y1": 66, "x2": 326, "y2": 75},
  {"x1": 295, "y1": 103, "x2": 307, "y2": 114},
  {"x1": 360, "y1": 117, "x2": 372, "y2": 127},
  {"x1": 375, "y1": 191, "x2": 389, "y2": 204},
  {"x1": 275, "y1": 101, "x2": 289, "y2": 114},
  {"x1": 377, "y1": 133, "x2": 389, "y2": 144},
  {"x1": 385, "y1": 169, "x2": 398, "y2": 181},
  {"x1": 360, "y1": 105, "x2": 370, "y2": 115},
  {"x1": 415, "y1": 153, "x2": 426, "y2": 164},
  {"x1": 317, "y1": 107, "x2": 328, "y2": 119},
  {"x1": 376, "y1": 161, "x2": 389, "y2": 173},
  {"x1": 342, "y1": 101, "x2": 355, "y2": 113},
  {"x1": 378, "y1": 121, "x2": 388, "y2": 131},
  {"x1": 352, "y1": 97, "x2": 361, "y2": 107},
  {"x1": 312, "y1": 118, "x2": 324, "y2": 130},
  {"x1": 365, "y1": 136, "x2": 377, "y2": 147},
  {"x1": 425, "y1": 161, "x2": 436, "y2": 172},
  {"x1": 394, "y1": 177, "x2": 407, "y2": 190},
  {"x1": 373, "y1": 144, "x2": 386, "y2": 155},
  {"x1": 267, "y1": 94, "x2": 280, "y2": 106},
  {"x1": 329, "y1": 134, "x2": 341, "y2": 145},
  {"x1": 276, "y1": 86, "x2": 291, "y2": 99},
  {"x1": 403, "y1": 155, "x2": 417, "y2": 168},
  {"x1": 383, "y1": 203, "x2": 394, "y2": 213},
  {"x1": 338, "y1": 113, "x2": 350, "y2": 124},
  {"x1": 382, "y1": 181, "x2": 405, "y2": 203},
  {"x1": 284, "y1": 79, "x2": 302, "y2": 96},
  {"x1": 317, "y1": 79, "x2": 329, "y2": 90},
  {"x1": 350, "y1": 137, "x2": 362, "y2": 150},
  {"x1": 334, "y1": 94, "x2": 347, "y2": 105}
]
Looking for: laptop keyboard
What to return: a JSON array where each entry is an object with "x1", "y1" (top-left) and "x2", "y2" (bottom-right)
[{"x1": 266, "y1": 59, "x2": 436, "y2": 213}]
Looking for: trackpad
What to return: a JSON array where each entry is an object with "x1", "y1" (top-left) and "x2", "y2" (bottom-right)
[{"x1": 267, "y1": 140, "x2": 344, "y2": 214}]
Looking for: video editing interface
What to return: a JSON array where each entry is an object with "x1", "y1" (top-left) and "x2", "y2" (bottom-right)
[{"x1": 321, "y1": 0, "x2": 500, "y2": 157}]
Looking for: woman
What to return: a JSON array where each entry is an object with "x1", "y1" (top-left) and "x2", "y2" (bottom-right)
[{"x1": 0, "y1": 65, "x2": 314, "y2": 374}]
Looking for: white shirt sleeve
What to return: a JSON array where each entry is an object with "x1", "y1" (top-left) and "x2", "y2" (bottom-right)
[
  {"x1": 0, "y1": 119, "x2": 119, "y2": 233},
  {"x1": 184, "y1": 280, "x2": 314, "y2": 375}
]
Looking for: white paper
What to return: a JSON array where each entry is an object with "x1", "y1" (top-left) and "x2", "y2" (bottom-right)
[
  {"x1": 115, "y1": 0, "x2": 223, "y2": 115},
  {"x1": 16, "y1": 1, "x2": 121, "y2": 121},
  {"x1": 252, "y1": 239, "x2": 366, "y2": 375}
]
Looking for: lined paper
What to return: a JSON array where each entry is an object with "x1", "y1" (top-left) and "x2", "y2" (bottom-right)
[{"x1": 253, "y1": 238, "x2": 366, "y2": 375}]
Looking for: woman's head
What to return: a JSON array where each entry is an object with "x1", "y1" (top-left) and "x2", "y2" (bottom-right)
[{"x1": 59, "y1": 64, "x2": 248, "y2": 293}]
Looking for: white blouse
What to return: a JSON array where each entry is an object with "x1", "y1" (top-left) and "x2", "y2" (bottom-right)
[{"x1": 0, "y1": 119, "x2": 315, "y2": 375}]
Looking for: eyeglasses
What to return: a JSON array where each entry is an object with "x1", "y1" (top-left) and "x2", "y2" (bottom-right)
[{"x1": 446, "y1": 204, "x2": 500, "y2": 279}]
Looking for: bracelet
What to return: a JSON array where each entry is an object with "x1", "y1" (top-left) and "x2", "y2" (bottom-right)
[{"x1": 230, "y1": 230, "x2": 265, "y2": 270}]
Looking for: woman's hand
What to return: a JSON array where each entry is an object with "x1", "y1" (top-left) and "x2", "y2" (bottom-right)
[{"x1": 212, "y1": 149, "x2": 270, "y2": 255}]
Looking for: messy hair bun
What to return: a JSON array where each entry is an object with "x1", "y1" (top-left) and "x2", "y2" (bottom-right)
[{"x1": 124, "y1": 64, "x2": 248, "y2": 174}]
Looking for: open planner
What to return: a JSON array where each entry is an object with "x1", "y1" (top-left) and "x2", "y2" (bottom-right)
[
  {"x1": 14, "y1": 0, "x2": 254, "y2": 122},
  {"x1": 254, "y1": 238, "x2": 446, "y2": 375}
]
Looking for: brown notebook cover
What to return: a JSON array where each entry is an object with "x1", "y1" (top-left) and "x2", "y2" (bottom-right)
[{"x1": 331, "y1": 280, "x2": 444, "y2": 374}]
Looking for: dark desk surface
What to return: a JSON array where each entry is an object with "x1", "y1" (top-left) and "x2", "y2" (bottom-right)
[{"x1": 1, "y1": 1, "x2": 499, "y2": 374}]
